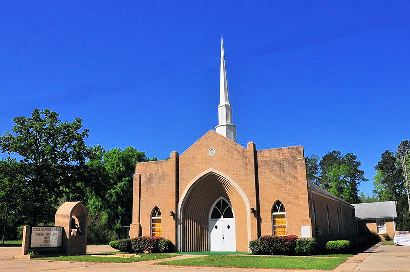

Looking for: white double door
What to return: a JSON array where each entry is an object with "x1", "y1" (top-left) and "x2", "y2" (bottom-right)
[{"x1": 209, "y1": 218, "x2": 236, "y2": 251}]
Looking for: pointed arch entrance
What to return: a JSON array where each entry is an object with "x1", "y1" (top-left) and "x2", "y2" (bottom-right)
[{"x1": 178, "y1": 169, "x2": 250, "y2": 252}]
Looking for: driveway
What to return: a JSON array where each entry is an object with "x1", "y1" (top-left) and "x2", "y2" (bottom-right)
[{"x1": 354, "y1": 245, "x2": 410, "y2": 271}]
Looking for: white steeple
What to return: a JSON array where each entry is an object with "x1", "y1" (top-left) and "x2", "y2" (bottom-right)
[{"x1": 215, "y1": 37, "x2": 237, "y2": 142}]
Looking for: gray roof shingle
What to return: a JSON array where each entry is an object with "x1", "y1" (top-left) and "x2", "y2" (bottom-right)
[{"x1": 352, "y1": 201, "x2": 397, "y2": 219}]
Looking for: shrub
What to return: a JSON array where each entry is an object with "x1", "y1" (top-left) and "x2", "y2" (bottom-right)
[
  {"x1": 295, "y1": 238, "x2": 317, "y2": 255},
  {"x1": 131, "y1": 237, "x2": 149, "y2": 253},
  {"x1": 249, "y1": 239, "x2": 262, "y2": 254},
  {"x1": 109, "y1": 239, "x2": 132, "y2": 252},
  {"x1": 381, "y1": 234, "x2": 392, "y2": 241},
  {"x1": 249, "y1": 235, "x2": 298, "y2": 255},
  {"x1": 158, "y1": 238, "x2": 175, "y2": 253},
  {"x1": 325, "y1": 240, "x2": 351, "y2": 253},
  {"x1": 130, "y1": 236, "x2": 175, "y2": 253},
  {"x1": 110, "y1": 236, "x2": 175, "y2": 253}
]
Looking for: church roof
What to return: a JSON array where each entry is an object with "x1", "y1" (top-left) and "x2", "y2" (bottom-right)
[
  {"x1": 352, "y1": 201, "x2": 397, "y2": 219},
  {"x1": 308, "y1": 182, "x2": 353, "y2": 206}
]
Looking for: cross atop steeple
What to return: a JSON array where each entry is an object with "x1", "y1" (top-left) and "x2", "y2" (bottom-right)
[{"x1": 215, "y1": 37, "x2": 237, "y2": 142}]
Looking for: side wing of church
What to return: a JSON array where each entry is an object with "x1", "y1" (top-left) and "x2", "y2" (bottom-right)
[{"x1": 129, "y1": 39, "x2": 358, "y2": 252}]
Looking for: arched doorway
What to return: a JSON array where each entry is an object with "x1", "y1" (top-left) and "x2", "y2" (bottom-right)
[
  {"x1": 178, "y1": 170, "x2": 250, "y2": 252},
  {"x1": 209, "y1": 198, "x2": 236, "y2": 251}
]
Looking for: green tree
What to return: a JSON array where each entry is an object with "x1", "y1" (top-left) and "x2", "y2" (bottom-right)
[
  {"x1": 86, "y1": 146, "x2": 148, "y2": 243},
  {"x1": 374, "y1": 151, "x2": 403, "y2": 201},
  {"x1": 0, "y1": 158, "x2": 27, "y2": 241},
  {"x1": 0, "y1": 109, "x2": 91, "y2": 225},
  {"x1": 306, "y1": 151, "x2": 366, "y2": 203},
  {"x1": 359, "y1": 192, "x2": 378, "y2": 203},
  {"x1": 397, "y1": 140, "x2": 410, "y2": 213},
  {"x1": 305, "y1": 155, "x2": 320, "y2": 186},
  {"x1": 375, "y1": 143, "x2": 410, "y2": 230}
]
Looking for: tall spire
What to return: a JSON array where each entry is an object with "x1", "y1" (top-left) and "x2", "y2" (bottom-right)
[
  {"x1": 220, "y1": 37, "x2": 229, "y2": 105},
  {"x1": 215, "y1": 37, "x2": 237, "y2": 142}
]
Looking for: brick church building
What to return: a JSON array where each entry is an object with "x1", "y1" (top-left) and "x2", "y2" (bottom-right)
[{"x1": 130, "y1": 39, "x2": 358, "y2": 252}]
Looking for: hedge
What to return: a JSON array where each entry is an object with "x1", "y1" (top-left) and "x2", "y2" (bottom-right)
[
  {"x1": 325, "y1": 233, "x2": 381, "y2": 253},
  {"x1": 109, "y1": 236, "x2": 175, "y2": 253},
  {"x1": 109, "y1": 239, "x2": 132, "y2": 252},
  {"x1": 295, "y1": 238, "x2": 317, "y2": 255},
  {"x1": 249, "y1": 235, "x2": 298, "y2": 255},
  {"x1": 325, "y1": 240, "x2": 351, "y2": 253}
]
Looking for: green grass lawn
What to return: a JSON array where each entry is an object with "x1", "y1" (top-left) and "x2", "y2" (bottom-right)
[
  {"x1": 382, "y1": 240, "x2": 395, "y2": 245},
  {"x1": 180, "y1": 251, "x2": 250, "y2": 255},
  {"x1": 38, "y1": 253, "x2": 179, "y2": 263},
  {"x1": 160, "y1": 255, "x2": 351, "y2": 270},
  {"x1": 0, "y1": 240, "x2": 22, "y2": 247}
]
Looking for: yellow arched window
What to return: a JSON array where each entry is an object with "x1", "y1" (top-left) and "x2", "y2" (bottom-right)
[
  {"x1": 272, "y1": 201, "x2": 286, "y2": 236},
  {"x1": 151, "y1": 207, "x2": 161, "y2": 237}
]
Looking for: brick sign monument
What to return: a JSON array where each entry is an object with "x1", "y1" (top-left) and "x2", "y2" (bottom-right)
[{"x1": 22, "y1": 201, "x2": 87, "y2": 256}]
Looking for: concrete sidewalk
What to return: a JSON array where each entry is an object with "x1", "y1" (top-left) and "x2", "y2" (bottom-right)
[
  {"x1": 354, "y1": 245, "x2": 410, "y2": 271},
  {"x1": 1, "y1": 244, "x2": 409, "y2": 272}
]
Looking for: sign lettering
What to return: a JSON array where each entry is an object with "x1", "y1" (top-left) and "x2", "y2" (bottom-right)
[{"x1": 30, "y1": 227, "x2": 63, "y2": 248}]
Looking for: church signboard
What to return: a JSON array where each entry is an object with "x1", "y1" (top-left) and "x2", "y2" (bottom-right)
[
  {"x1": 30, "y1": 226, "x2": 63, "y2": 248},
  {"x1": 394, "y1": 231, "x2": 410, "y2": 246}
]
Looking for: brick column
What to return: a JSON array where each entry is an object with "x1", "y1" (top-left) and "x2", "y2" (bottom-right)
[
  {"x1": 21, "y1": 225, "x2": 31, "y2": 255},
  {"x1": 247, "y1": 142, "x2": 261, "y2": 239},
  {"x1": 130, "y1": 173, "x2": 141, "y2": 238}
]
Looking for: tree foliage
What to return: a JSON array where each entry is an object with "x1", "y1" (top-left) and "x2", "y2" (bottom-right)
[
  {"x1": 0, "y1": 109, "x2": 92, "y2": 225},
  {"x1": 305, "y1": 155, "x2": 320, "y2": 186},
  {"x1": 0, "y1": 158, "x2": 27, "y2": 240},
  {"x1": 306, "y1": 151, "x2": 366, "y2": 204},
  {"x1": 0, "y1": 109, "x2": 150, "y2": 242},
  {"x1": 359, "y1": 192, "x2": 378, "y2": 203},
  {"x1": 374, "y1": 141, "x2": 410, "y2": 230},
  {"x1": 87, "y1": 146, "x2": 148, "y2": 243}
]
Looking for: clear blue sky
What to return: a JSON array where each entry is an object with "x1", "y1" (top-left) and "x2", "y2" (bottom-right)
[{"x1": 1, "y1": 1, "x2": 409, "y2": 196}]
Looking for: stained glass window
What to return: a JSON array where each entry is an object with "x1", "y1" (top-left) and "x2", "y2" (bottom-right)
[
  {"x1": 272, "y1": 200, "x2": 286, "y2": 236},
  {"x1": 151, "y1": 207, "x2": 161, "y2": 237}
]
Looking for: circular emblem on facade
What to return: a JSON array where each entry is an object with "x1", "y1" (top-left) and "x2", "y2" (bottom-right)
[{"x1": 208, "y1": 148, "x2": 216, "y2": 156}]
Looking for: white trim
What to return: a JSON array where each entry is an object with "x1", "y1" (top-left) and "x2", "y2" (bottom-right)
[
  {"x1": 177, "y1": 168, "x2": 251, "y2": 252},
  {"x1": 208, "y1": 197, "x2": 235, "y2": 220},
  {"x1": 272, "y1": 212, "x2": 286, "y2": 215},
  {"x1": 150, "y1": 207, "x2": 161, "y2": 236}
]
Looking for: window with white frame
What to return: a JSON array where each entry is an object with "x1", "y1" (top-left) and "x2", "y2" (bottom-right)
[
  {"x1": 151, "y1": 207, "x2": 162, "y2": 237},
  {"x1": 272, "y1": 200, "x2": 286, "y2": 236},
  {"x1": 377, "y1": 220, "x2": 386, "y2": 234}
]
